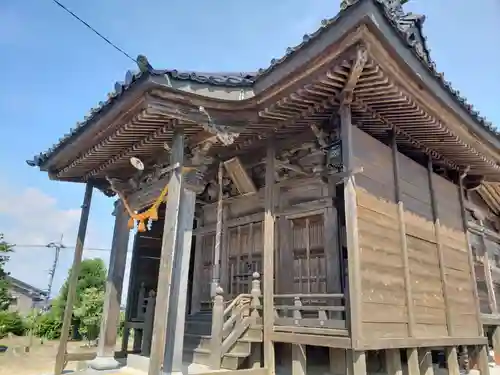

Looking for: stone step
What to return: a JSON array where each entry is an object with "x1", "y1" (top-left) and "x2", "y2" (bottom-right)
[
  {"x1": 185, "y1": 320, "x2": 212, "y2": 336},
  {"x1": 184, "y1": 333, "x2": 254, "y2": 354},
  {"x1": 190, "y1": 347, "x2": 249, "y2": 370}
]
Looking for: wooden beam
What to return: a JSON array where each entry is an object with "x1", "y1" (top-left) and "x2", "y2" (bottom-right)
[
  {"x1": 427, "y1": 157, "x2": 453, "y2": 336},
  {"x1": 90, "y1": 202, "x2": 130, "y2": 370},
  {"x1": 341, "y1": 45, "x2": 368, "y2": 97},
  {"x1": 54, "y1": 182, "x2": 93, "y2": 375},
  {"x1": 459, "y1": 175, "x2": 485, "y2": 337},
  {"x1": 391, "y1": 131, "x2": 415, "y2": 337},
  {"x1": 339, "y1": 100, "x2": 362, "y2": 349},
  {"x1": 148, "y1": 132, "x2": 185, "y2": 375},
  {"x1": 263, "y1": 138, "x2": 276, "y2": 375}
]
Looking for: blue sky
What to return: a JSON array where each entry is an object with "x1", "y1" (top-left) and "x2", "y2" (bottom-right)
[{"x1": 0, "y1": 0, "x2": 499, "y2": 300}]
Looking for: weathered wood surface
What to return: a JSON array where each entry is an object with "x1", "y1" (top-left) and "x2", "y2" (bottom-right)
[{"x1": 352, "y1": 126, "x2": 481, "y2": 342}]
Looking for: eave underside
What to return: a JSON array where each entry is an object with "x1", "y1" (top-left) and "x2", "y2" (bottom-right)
[{"x1": 47, "y1": 48, "x2": 500, "y2": 200}]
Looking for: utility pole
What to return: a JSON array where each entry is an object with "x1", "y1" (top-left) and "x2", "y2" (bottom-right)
[{"x1": 46, "y1": 234, "x2": 65, "y2": 302}]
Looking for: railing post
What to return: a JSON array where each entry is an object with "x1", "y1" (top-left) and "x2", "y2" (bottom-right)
[
  {"x1": 210, "y1": 287, "x2": 224, "y2": 369},
  {"x1": 251, "y1": 272, "x2": 262, "y2": 320},
  {"x1": 141, "y1": 290, "x2": 156, "y2": 356}
]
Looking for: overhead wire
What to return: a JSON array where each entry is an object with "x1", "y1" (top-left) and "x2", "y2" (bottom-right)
[
  {"x1": 13, "y1": 244, "x2": 116, "y2": 252},
  {"x1": 49, "y1": 0, "x2": 137, "y2": 64}
]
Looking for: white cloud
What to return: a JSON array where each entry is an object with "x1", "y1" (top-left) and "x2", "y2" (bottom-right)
[{"x1": 0, "y1": 183, "x2": 123, "y2": 298}]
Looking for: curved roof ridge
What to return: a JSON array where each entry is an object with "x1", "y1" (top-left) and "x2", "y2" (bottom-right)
[{"x1": 27, "y1": 0, "x2": 498, "y2": 169}]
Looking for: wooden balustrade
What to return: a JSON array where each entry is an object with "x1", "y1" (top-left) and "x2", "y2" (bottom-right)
[
  {"x1": 210, "y1": 272, "x2": 262, "y2": 369},
  {"x1": 273, "y1": 293, "x2": 347, "y2": 335}
]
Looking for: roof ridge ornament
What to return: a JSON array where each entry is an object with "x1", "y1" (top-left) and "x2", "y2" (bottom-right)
[{"x1": 136, "y1": 54, "x2": 154, "y2": 73}]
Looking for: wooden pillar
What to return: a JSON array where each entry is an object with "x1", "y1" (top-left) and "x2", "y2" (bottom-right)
[
  {"x1": 406, "y1": 348, "x2": 420, "y2": 375},
  {"x1": 148, "y1": 131, "x2": 188, "y2": 375},
  {"x1": 493, "y1": 326, "x2": 500, "y2": 365},
  {"x1": 323, "y1": 180, "x2": 341, "y2": 296},
  {"x1": 190, "y1": 217, "x2": 204, "y2": 315},
  {"x1": 54, "y1": 182, "x2": 93, "y2": 375},
  {"x1": 458, "y1": 174, "x2": 484, "y2": 336},
  {"x1": 211, "y1": 162, "x2": 224, "y2": 297},
  {"x1": 263, "y1": 138, "x2": 276, "y2": 374},
  {"x1": 349, "y1": 351, "x2": 367, "y2": 375},
  {"x1": 291, "y1": 344, "x2": 306, "y2": 375},
  {"x1": 121, "y1": 233, "x2": 140, "y2": 353},
  {"x1": 427, "y1": 157, "x2": 453, "y2": 335},
  {"x1": 446, "y1": 347, "x2": 460, "y2": 375},
  {"x1": 391, "y1": 131, "x2": 415, "y2": 336},
  {"x1": 483, "y1": 247, "x2": 498, "y2": 314},
  {"x1": 418, "y1": 348, "x2": 434, "y2": 375},
  {"x1": 278, "y1": 193, "x2": 293, "y2": 294},
  {"x1": 90, "y1": 202, "x2": 130, "y2": 370},
  {"x1": 471, "y1": 345, "x2": 491, "y2": 375},
  {"x1": 339, "y1": 100, "x2": 362, "y2": 348},
  {"x1": 329, "y1": 348, "x2": 347, "y2": 375},
  {"x1": 385, "y1": 349, "x2": 402, "y2": 375}
]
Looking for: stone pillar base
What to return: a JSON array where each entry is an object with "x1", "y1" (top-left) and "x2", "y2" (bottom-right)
[{"x1": 87, "y1": 356, "x2": 121, "y2": 371}]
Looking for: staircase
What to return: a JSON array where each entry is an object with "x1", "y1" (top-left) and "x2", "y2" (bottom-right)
[{"x1": 182, "y1": 273, "x2": 263, "y2": 370}]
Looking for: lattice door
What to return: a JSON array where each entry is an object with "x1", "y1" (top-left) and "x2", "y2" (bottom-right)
[
  {"x1": 227, "y1": 221, "x2": 263, "y2": 299},
  {"x1": 289, "y1": 214, "x2": 327, "y2": 293}
]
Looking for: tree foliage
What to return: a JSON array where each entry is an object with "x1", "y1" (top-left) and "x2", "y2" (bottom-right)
[
  {"x1": 52, "y1": 258, "x2": 107, "y2": 317},
  {"x1": 74, "y1": 287, "x2": 104, "y2": 345},
  {"x1": 0, "y1": 234, "x2": 13, "y2": 311}
]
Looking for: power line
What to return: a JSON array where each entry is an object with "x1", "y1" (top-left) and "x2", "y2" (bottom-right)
[
  {"x1": 49, "y1": 0, "x2": 137, "y2": 64},
  {"x1": 13, "y1": 244, "x2": 114, "y2": 252}
]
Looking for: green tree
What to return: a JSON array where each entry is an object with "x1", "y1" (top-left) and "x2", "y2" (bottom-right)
[
  {"x1": 74, "y1": 287, "x2": 104, "y2": 346},
  {"x1": 0, "y1": 234, "x2": 13, "y2": 311},
  {"x1": 52, "y1": 258, "x2": 107, "y2": 317}
]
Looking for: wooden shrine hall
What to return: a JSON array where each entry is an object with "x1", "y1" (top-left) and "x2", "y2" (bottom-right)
[{"x1": 28, "y1": 1, "x2": 500, "y2": 375}]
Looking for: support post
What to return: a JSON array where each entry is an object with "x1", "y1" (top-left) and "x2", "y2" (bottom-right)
[
  {"x1": 385, "y1": 349, "x2": 402, "y2": 375},
  {"x1": 211, "y1": 162, "x2": 224, "y2": 297},
  {"x1": 458, "y1": 173, "x2": 484, "y2": 337},
  {"x1": 418, "y1": 348, "x2": 434, "y2": 375},
  {"x1": 493, "y1": 326, "x2": 500, "y2": 365},
  {"x1": 391, "y1": 131, "x2": 415, "y2": 336},
  {"x1": 263, "y1": 138, "x2": 276, "y2": 375},
  {"x1": 291, "y1": 344, "x2": 306, "y2": 375},
  {"x1": 446, "y1": 347, "x2": 460, "y2": 375},
  {"x1": 427, "y1": 157, "x2": 453, "y2": 335},
  {"x1": 54, "y1": 182, "x2": 93, "y2": 375},
  {"x1": 121, "y1": 233, "x2": 140, "y2": 353},
  {"x1": 339, "y1": 99, "x2": 362, "y2": 348},
  {"x1": 406, "y1": 348, "x2": 420, "y2": 375},
  {"x1": 329, "y1": 348, "x2": 347, "y2": 375},
  {"x1": 162, "y1": 187, "x2": 196, "y2": 375},
  {"x1": 90, "y1": 202, "x2": 130, "y2": 370},
  {"x1": 190, "y1": 217, "x2": 204, "y2": 315},
  {"x1": 148, "y1": 132, "x2": 186, "y2": 375}
]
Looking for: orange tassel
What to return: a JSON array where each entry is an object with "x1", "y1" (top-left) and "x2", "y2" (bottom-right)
[
  {"x1": 138, "y1": 220, "x2": 146, "y2": 232},
  {"x1": 127, "y1": 218, "x2": 135, "y2": 230}
]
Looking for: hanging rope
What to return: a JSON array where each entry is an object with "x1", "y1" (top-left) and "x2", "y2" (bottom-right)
[{"x1": 110, "y1": 166, "x2": 194, "y2": 232}]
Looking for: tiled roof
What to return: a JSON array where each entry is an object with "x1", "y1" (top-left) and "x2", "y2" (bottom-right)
[{"x1": 28, "y1": 0, "x2": 498, "y2": 169}]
